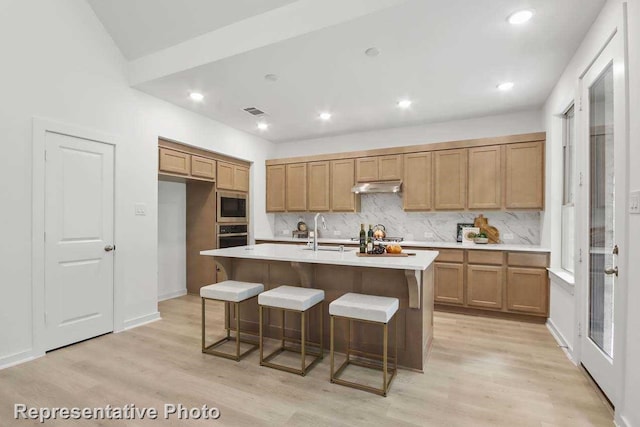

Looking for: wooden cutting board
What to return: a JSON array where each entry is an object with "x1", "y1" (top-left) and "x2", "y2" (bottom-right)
[{"x1": 356, "y1": 252, "x2": 415, "y2": 257}]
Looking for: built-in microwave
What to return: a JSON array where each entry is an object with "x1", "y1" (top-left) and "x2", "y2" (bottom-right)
[{"x1": 217, "y1": 191, "x2": 248, "y2": 223}]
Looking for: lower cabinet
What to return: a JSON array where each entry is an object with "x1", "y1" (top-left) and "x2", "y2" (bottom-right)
[
  {"x1": 466, "y1": 265, "x2": 503, "y2": 309},
  {"x1": 506, "y1": 267, "x2": 548, "y2": 315},
  {"x1": 434, "y1": 262, "x2": 464, "y2": 305}
]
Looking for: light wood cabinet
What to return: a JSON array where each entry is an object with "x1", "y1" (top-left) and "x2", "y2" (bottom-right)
[
  {"x1": 191, "y1": 156, "x2": 216, "y2": 180},
  {"x1": 266, "y1": 165, "x2": 286, "y2": 212},
  {"x1": 507, "y1": 267, "x2": 548, "y2": 315},
  {"x1": 159, "y1": 148, "x2": 190, "y2": 175},
  {"x1": 434, "y1": 262, "x2": 464, "y2": 305},
  {"x1": 505, "y1": 141, "x2": 544, "y2": 209},
  {"x1": 307, "y1": 161, "x2": 330, "y2": 211},
  {"x1": 434, "y1": 149, "x2": 467, "y2": 210},
  {"x1": 403, "y1": 152, "x2": 432, "y2": 211},
  {"x1": 331, "y1": 159, "x2": 358, "y2": 212},
  {"x1": 285, "y1": 163, "x2": 307, "y2": 211},
  {"x1": 217, "y1": 161, "x2": 249, "y2": 192},
  {"x1": 467, "y1": 265, "x2": 503, "y2": 309},
  {"x1": 468, "y1": 145, "x2": 502, "y2": 209},
  {"x1": 356, "y1": 155, "x2": 402, "y2": 182}
]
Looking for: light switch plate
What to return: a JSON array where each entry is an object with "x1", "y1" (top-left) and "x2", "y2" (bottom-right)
[
  {"x1": 630, "y1": 191, "x2": 640, "y2": 214},
  {"x1": 134, "y1": 203, "x2": 146, "y2": 216},
  {"x1": 503, "y1": 233, "x2": 514, "y2": 241},
  {"x1": 333, "y1": 230, "x2": 341, "y2": 236},
  {"x1": 282, "y1": 230, "x2": 289, "y2": 235},
  {"x1": 424, "y1": 232, "x2": 434, "y2": 239}
]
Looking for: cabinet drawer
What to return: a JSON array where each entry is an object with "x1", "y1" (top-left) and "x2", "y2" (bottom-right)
[
  {"x1": 508, "y1": 252, "x2": 549, "y2": 268},
  {"x1": 433, "y1": 249, "x2": 464, "y2": 263},
  {"x1": 468, "y1": 250, "x2": 504, "y2": 265}
]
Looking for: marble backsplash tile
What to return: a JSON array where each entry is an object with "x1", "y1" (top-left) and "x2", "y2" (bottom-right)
[{"x1": 273, "y1": 193, "x2": 541, "y2": 245}]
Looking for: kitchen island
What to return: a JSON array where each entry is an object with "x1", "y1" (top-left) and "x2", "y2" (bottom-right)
[{"x1": 200, "y1": 243, "x2": 438, "y2": 371}]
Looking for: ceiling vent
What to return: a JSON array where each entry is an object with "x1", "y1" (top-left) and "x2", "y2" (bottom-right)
[{"x1": 243, "y1": 107, "x2": 265, "y2": 116}]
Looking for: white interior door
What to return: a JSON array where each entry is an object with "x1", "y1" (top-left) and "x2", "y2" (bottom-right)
[
  {"x1": 579, "y1": 33, "x2": 626, "y2": 403},
  {"x1": 44, "y1": 131, "x2": 115, "y2": 351}
]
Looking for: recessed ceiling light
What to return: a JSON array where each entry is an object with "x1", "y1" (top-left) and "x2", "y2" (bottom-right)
[
  {"x1": 319, "y1": 112, "x2": 332, "y2": 121},
  {"x1": 497, "y1": 82, "x2": 515, "y2": 91},
  {"x1": 257, "y1": 122, "x2": 269, "y2": 131},
  {"x1": 507, "y1": 10, "x2": 533, "y2": 25},
  {"x1": 365, "y1": 47, "x2": 380, "y2": 57},
  {"x1": 397, "y1": 99, "x2": 412, "y2": 109},
  {"x1": 264, "y1": 74, "x2": 278, "y2": 82},
  {"x1": 189, "y1": 92, "x2": 204, "y2": 101}
]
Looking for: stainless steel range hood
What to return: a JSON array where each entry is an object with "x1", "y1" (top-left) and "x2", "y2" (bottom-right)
[{"x1": 351, "y1": 180, "x2": 402, "y2": 194}]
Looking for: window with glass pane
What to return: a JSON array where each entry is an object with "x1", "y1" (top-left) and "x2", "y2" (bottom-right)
[{"x1": 561, "y1": 105, "x2": 575, "y2": 273}]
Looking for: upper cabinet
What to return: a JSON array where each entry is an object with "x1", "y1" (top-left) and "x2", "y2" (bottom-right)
[
  {"x1": 331, "y1": 159, "x2": 358, "y2": 212},
  {"x1": 356, "y1": 155, "x2": 402, "y2": 182},
  {"x1": 307, "y1": 161, "x2": 330, "y2": 212},
  {"x1": 159, "y1": 148, "x2": 190, "y2": 176},
  {"x1": 468, "y1": 146, "x2": 502, "y2": 210},
  {"x1": 434, "y1": 149, "x2": 467, "y2": 210},
  {"x1": 403, "y1": 152, "x2": 432, "y2": 211},
  {"x1": 266, "y1": 165, "x2": 286, "y2": 212},
  {"x1": 191, "y1": 156, "x2": 216, "y2": 180},
  {"x1": 286, "y1": 163, "x2": 308, "y2": 211},
  {"x1": 504, "y1": 141, "x2": 544, "y2": 209},
  {"x1": 217, "y1": 161, "x2": 249, "y2": 192}
]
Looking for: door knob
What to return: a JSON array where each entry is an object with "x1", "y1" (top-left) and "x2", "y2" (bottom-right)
[
  {"x1": 604, "y1": 266, "x2": 618, "y2": 276},
  {"x1": 104, "y1": 245, "x2": 115, "y2": 252}
]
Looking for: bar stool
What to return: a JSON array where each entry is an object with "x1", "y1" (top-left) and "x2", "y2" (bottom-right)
[
  {"x1": 329, "y1": 292, "x2": 399, "y2": 396},
  {"x1": 258, "y1": 285, "x2": 324, "y2": 376},
  {"x1": 200, "y1": 280, "x2": 264, "y2": 361}
]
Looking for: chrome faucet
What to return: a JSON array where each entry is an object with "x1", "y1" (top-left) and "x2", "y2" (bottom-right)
[{"x1": 313, "y1": 213, "x2": 326, "y2": 251}]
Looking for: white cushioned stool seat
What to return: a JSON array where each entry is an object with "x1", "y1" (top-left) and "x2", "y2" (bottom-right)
[
  {"x1": 329, "y1": 293, "x2": 399, "y2": 323},
  {"x1": 259, "y1": 285, "x2": 325, "y2": 311},
  {"x1": 200, "y1": 280, "x2": 264, "y2": 302}
]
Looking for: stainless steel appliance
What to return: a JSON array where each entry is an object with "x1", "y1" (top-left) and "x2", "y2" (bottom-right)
[
  {"x1": 218, "y1": 224, "x2": 248, "y2": 248},
  {"x1": 217, "y1": 191, "x2": 248, "y2": 223}
]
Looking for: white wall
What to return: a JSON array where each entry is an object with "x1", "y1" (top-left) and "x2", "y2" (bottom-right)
[
  {"x1": 157, "y1": 181, "x2": 186, "y2": 301},
  {"x1": 622, "y1": 0, "x2": 640, "y2": 425},
  {"x1": 272, "y1": 109, "x2": 543, "y2": 158},
  {"x1": 0, "y1": 0, "x2": 275, "y2": 367},
  {"x1": 543, "y1": 1, "x2": 639, "y2": 425}
]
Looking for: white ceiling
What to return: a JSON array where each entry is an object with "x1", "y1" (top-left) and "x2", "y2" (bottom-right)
[
  {"x1": 90, "y1": 0, "x2": 605, "y2": 143},
  {"x1": 87, "y1": 0, "x2": 297, "y2": 59}
]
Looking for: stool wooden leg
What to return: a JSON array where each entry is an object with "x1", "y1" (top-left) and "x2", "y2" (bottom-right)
[
  {"x1": 201, "y1": 298, "x2": 205, "y2": 352},
  {"x1": 259, "y1": 305, "x2": 264, "y2": 364},
  {"x1": 383, "y1": 323, "x2": 388, "y2": 396},
  {"x1": 301, "y1": 311, "x2": 306, "y2": 375},
  {"x1": 235, "y1": 302, "x2": 241, "y2": 360},
  {"x1": 330, "y1": 316, "x2": 335, "y2": 382}
]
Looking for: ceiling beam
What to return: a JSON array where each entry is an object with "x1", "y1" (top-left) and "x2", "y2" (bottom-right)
[{"x1": 128, "y1": 0, "x2": 408, "y2": 87}]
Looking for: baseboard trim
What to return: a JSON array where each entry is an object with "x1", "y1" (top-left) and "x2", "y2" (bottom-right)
[
  {"x1": 123, "y1": 312, "x2": 161, "y2": 331},
  {"x1": 158, "y1": 289, "x2": 187, "y2": 302},
  {"x1": 0, "y1": 350, "x2": 41, "y2": 371},
  {"x1": 546, "y1": 319, "x2": 577, "y2": 364}
]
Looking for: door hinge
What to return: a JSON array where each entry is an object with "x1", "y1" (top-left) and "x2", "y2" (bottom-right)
[
  {"x1": 44, "y1": 311, "x2": 48, "y2": 324},
  {"x1": 578, "y1": 248, "x2": 583, "y2": 263},
  {"x1": 44, "y1": 232, "x2": 46, "y2": 242},
  {"x1": 579, "y1": 172, "x2": 583, "y2": 187},
  {"x1": 578, "y1": 322, "x2": 582, "y2": 338},
  {"x1": 579, "y1": 96, "x2": 583, "y2": 112},
  {"x1": 44, "y1": 150, "x2": 47, "y2": 161}
]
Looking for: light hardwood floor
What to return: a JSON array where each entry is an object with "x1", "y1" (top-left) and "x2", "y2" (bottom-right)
[{"x1": 0, "y1": 295, "x2": 613, "y2": 426}]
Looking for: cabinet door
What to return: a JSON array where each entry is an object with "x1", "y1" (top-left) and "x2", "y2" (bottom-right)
[
  {"x1": 434, "y1": 262, "x2": 464, "y2": 305},
  {"x1": 159, "y1": 148, "x2": 190, "y2": 175},
  {"x1": 403, "y1": 152, "x2": 432, "y2": 210},
  {"x1": 468, "y1": 145, "x2": 502, "y2": 209},
  {"x1": 286, "y1": 163, "x2": 307, "y2": 211},
  {"x1": 307, "y1": 161, "x2": 330, "y2": 211},
  {"x1": 506, "y1": 267, "x2": 548, "y2": 315},
  {"x1": 356, "y1": 157, "x2": 379, "y2": 182},
  {"x1": 378, "y1": 155, "x2": 403, "y2": 181},
  {"x1": 191, "y1": 156, "x2": 216, "y2": 180},
  {"x1": 434, "y1": 149, "x2": 467, "y2": 210},
  {"x1": 467, "y1": 265, "x2": 504, "y2": 309},
  {"x1": 266, "y1": 165, "x2": 286, "y2": 212},
  {"x1": 216, "y1": 161, "x2": 235, "y2": 190},
  {"x1": 331, "y1": 159, "x2": 358, "y2": 212},
  {"x1": 504, "y1": 141, "x2": 544, "y2": 209},
  {"x1": 234, "y1": 165, "x2": 249, "y2": 192}
]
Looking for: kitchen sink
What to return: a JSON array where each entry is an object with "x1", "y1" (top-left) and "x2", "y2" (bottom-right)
[{"x1": 301, "y1": 245, "x2": 349, "y2": 252}]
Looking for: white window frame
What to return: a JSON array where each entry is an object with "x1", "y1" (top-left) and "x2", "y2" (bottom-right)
[{"x1": 561, "y1": 104, "x2": 576, "y2": 273}]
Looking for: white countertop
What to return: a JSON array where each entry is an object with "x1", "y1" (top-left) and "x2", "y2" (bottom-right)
[
  {"x1": 254, "y1": 236, "x2": 550, "y2": 253},
  {"x1": 201, "y1": 243, "x2": 438, "y2": 271}
]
